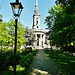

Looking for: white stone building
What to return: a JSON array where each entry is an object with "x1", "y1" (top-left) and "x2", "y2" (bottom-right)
[{"x1": 32, "y1": 0, "x2": 50, "y2": 49}]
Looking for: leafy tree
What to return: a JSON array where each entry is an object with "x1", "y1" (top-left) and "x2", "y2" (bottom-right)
[
  {"x1": 45, "y1": 1, "x2": 75, "y2": 52},
  {"x1": 55, "y1": 0, "x2": 69, "y2": 6},
  {"x1": 7, "y1": 19, "x2": 26, "y2": 47},
  {"x1": 24, "y1": 27, "x2": 35, "y2": 46},
  {"x1": 17, "y1": 22, "x2": 26, "y2": 47},
  {"x1": 6, "y1": 19, "x2": 15, "y2": 47},
  {"x1": 0, "y1": 22, "x2": 8, "y2": 49},
  {"x1": 0, "y1": 19, "x2": 26, "y2": 49},
  {"x1": 0, "y1": 5, "x2": 3, "y2": 21},
  {"x1": 45, "y1": 4, "x2": 63, "y2": 47}
]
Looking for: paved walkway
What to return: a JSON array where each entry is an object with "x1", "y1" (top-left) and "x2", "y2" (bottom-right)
[{"x1": 26, "y1": 50, "x2": 62, "y2": 75}]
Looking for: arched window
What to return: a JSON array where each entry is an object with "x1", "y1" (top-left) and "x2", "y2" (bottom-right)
[{"x1": 37, "y1": 26, "x2": 38, "y2": 28}]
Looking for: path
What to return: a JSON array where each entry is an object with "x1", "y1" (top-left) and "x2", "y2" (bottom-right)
[{"x1": 26, "y1": 50, "x2": 62, "y2": 75}]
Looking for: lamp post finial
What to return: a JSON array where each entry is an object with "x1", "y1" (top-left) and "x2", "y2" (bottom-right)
[{"x1": 16, "y1": 0, "x2": 19, "y2": 2}]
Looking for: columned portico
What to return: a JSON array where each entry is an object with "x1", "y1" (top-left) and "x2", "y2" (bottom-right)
[{"x1": 33, "y1": 32, "x2": 46, "y2": 49}]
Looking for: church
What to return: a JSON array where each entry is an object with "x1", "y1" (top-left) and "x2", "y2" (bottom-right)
[{"x1": 31, "y1": 0, "x2": 50, "y2": 49}]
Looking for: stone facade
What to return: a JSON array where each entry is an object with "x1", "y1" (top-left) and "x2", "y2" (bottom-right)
[{"x1": 32, "y1": 0, "x2": 50, "y2": 49}]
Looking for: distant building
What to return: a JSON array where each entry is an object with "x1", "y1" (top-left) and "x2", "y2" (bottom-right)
[{"x1": 32, "y1": 0, "x2": 50, "y2": 49}]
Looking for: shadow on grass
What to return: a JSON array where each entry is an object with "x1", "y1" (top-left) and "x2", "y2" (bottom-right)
[
  {"x1": 0, "y1": 50, "x2": 38, "y2": 75},
  {"x1": 44, "y1": 50, "x2": 75, "y2": 75}
]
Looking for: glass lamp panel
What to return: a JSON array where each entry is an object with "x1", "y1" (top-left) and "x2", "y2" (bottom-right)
[
  {"x1": 14, "y1": 4, "x2": 20, "y2": 9},
  {"x1": 12, "y1": 6, "x2": 16, "y2": 15},
  {"x1": 11, "y1": 4, "x2": 20, "y2": 16},
  {"x1": 14, "y1": 4, "x2": 20, "y2": 16},
  {"x1": 14, "y1": 8, "x2": 19, "y2": 16},
  {"x1": 10, "y1": 2, "x2": 23, "y2": 17},
  {"x1": 18, "y1": 8, "x2": 22, "y2": 16}
]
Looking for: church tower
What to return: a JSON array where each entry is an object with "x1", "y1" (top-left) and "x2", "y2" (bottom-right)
[
  {"x1": 33, "y1": 0, "x2": 40, "y2": 29},
  {"x1": 32, "y1": 0, "x2": 50, "y2": 49}
]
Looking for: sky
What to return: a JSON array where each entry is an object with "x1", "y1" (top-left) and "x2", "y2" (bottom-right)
[{"x1": 0, "y1": 0, "x2": 56, "y2": 30}]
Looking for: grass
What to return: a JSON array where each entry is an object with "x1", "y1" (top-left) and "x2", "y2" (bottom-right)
[
  {"x1": 44, "y1": 50, "x2": 75, "y2": 75},
  {"x1": 0, "y1": 50, "x2": 38, "y2": 75}
]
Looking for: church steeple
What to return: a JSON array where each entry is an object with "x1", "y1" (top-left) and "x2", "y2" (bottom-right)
[
  {"x1": 34, "y1": 0, "x2": 40, "y2": 15},
  {"x1": 33, "y1": 0, "x2": 40, "y2": 29},
  {"x1": 36, "y1": 0, "x2": 38, "y2": 6},
  {"x1": 36, "y1": 0, "x2": 38, "y2": 9}
]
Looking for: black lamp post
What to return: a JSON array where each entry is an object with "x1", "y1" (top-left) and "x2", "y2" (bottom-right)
[
  {"x1": 10, "y1": 0, "x2": 23, "y2": 75},
  {"x1": 0, "y1": 19, "x2": 2, "y2": 24},
  {"x1": 0, "y1": 19, "x2": 2, "y2": 22}
]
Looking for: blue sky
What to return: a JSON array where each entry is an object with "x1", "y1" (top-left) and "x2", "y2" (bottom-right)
[{"x1": 0, "y1": 0, "x2": 56, "y2": 30}]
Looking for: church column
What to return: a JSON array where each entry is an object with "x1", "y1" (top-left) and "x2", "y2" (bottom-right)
[
  {"x1": 40, "y1": 34, "x2": 42, "y2": 46},
  {"x1": 35, "y1": 34, "x2": 37, "y2": 49},
  {"x1": 39, "y1": 34, "x2": 41, "y2": 46},
  {"x1": 43, "y1": 34, "x2": 45, "y2": 48},
  {"x1": 42, "y1": 34, "x2": 44, "y2": 46}
]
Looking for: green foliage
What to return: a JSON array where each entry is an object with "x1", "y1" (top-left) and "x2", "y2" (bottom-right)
[
  {"x1": 9, "y1": 65, "x2": 25, "y2": 72},
  {"x1": 0, "y1": 22, "x2": 8, "y2": 46},
  {"x1": 24, "y1": 27, "x2": 35, "y2": 46},
  {"x1": 0, "y1": 48, "x2": 37, "y2": 75},
  {"x1": 55, "y1": 0, "x2": 69, "y2": 5},
  {"x1": 0, "y1": 19, "x2": 26, "y2": 47},
  {"x1": 7, "y1": 19, "x2": 26, "y2": 46},
  {"x1": 0, "y1": 5, "x2": 3, "y2": 20},
  {"x1": 45, "y1": 1, "x2": 75, "y2": 52},
  {"x1": 44, "y1": 50, "x2": 75, "y2": 75}
]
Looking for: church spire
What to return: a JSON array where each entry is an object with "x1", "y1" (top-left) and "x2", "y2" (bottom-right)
[
  {"x1": 34, "y1": 0, "x2": 40, "y2": 15},
  {"x1": 32, "y1": 0, "x2": 40, "y2": 29},
  {"x1": 35, "y1": 0, "x2": 38, "y2": 11},
  {"x1": 36, "y1": 0, "x2": 38, "y2": 7}
]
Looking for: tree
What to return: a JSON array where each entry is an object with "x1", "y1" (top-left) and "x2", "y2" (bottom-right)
[
  {"x1": 24, "y1": 27, "x2": 35, "y2": 46},
  {"x1": 0, "y1": 22, "x2": 8, "y2": 49},
  {"x1": 7, "y1": 19, "x2": 26, "y2": 47},
  {"x1": 0, "y1": 5, "x2": 3, "y2": 21},
  {"x1": 0, "y1": 6, "x2": 6, "y2": 49},
  {"x1": 0, "y1": 19, "x2": 26, "y2": 49},
  {"x1": 45, "y1": 4, "x2": 63, "y2": 48},
  {"x1": 55, "y1": 0, "x2": 69, "y2": 6},
  {"x1": 45, "y1": 1, "x2": 75, "y2": 52},
  {"x1": 17, "y1": 22, "x2": 26, "y2": 47}
]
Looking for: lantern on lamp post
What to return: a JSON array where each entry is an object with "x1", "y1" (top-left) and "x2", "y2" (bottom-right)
[
  {"x1": 10, "y1": 0, "x2": 23, "y2": 17},
  {"x1": 10, "y1": 0, "x2": 23, "y2": 75}
]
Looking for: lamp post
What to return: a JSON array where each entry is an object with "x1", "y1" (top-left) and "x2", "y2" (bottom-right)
[
  {"x1": 0, "y1": 19, "x2": 2, "y2": 22},
  {"x1": 0, "y1": 19, "x2": 2, "y2": 25},
  {"x1": 10, "y1": 0, "x2": 23, "y2": 75}
]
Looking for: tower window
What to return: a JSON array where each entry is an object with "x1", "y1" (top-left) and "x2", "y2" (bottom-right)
[
  {"x1": 37, "y1": 26, "x2": 38, "y2": 28},
  {"x1": 42, "y1": 35, "x2": 43, "y2": 38},
  {"x1": 36, "y1": 21, "x2": 38, "y2": 25}
]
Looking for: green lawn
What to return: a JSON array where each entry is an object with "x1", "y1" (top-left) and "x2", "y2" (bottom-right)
[
  {"x1": 44, "y1": 50, "x2": 75, "y2": 75},
  {"x1": 0, "y1": 49, "x2": 37, "y2": 75}
]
